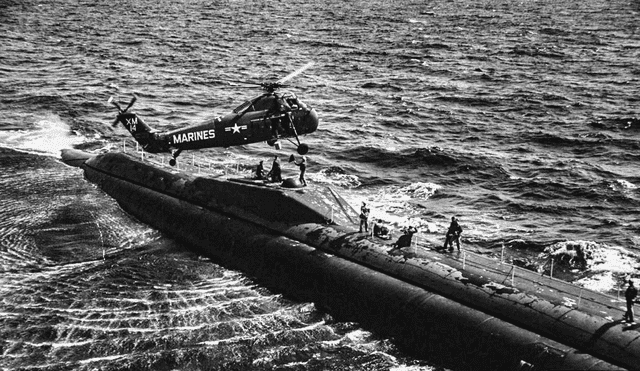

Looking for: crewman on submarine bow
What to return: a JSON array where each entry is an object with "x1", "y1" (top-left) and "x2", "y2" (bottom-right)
[
  {"x1": 290, "y1": 154, "x2": 307, "y2": 186},
  {"x1": 255, "y1": 160, "x2": 265, "y2": 180},
  {"x1": 392, "y1": 226, "x2": 417, "y2": 249},
  {"x1": 266, "y1": 155, "x2": 282, "y2": 183},
  {"x1": 623, "y1": 280, "x2": 638, "y2": 324},
  {"x1": 442, "y1": 216, "x2": 462, "y2": 252},
  {"x1": 359, "y1": 202, "x2": 370, "y2": 233},
  {"x1": 373, "y1": 219, "x2": 391, "y2": 240}
]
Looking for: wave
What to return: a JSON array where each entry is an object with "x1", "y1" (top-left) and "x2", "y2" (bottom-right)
[
  {"x1": 434, "y1": 94, "x2": 503, "y2": 107},
  {"x1": 338, "y1": 146, "x2": 458, "y2": 168},
  {"x1": 509, "y1": 45, "x2": 565, "y2": 59},
  {"x1": 528, "y1": 132, "x2": 596, "y2": 147}
]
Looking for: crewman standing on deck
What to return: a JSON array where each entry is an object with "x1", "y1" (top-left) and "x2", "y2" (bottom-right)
[
  {"x1": 359, "y1": 202, "x2": 370, "y2": 233},
  {"x1": 624, "y1": 280, "x2": 638, "y2": 323},
  {"x1": 255, "y1": 160, "x2": 265, "y2": 180},
  {"x1": 442, "y1": 216, "x2": 462, "y2": 252},
  {"x1": 293, "y1": 155, "x2": 307, "y2": 186}
]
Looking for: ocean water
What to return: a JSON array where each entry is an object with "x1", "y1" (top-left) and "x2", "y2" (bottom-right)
[{"x1": 1, "y1": 0, "x2": 639, "y2": 370}]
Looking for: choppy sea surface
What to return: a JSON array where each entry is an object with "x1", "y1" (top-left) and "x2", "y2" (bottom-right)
[{"x1": 1, "y1": 0, "x2": 639, "y2": 370}]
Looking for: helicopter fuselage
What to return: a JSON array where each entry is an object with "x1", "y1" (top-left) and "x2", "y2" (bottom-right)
[{"x1": 115, "y1": 92, "x2": 319, "y2": 159}]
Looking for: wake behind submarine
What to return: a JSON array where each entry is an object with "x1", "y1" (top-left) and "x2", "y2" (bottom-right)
[{"x1": 60, "y1": 148, "x2": 639, "y2": 371}]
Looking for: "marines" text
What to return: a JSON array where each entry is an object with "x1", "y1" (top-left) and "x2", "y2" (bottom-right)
[{"x1": 172, "y1": 130, "x2": 216, "y2": 144}]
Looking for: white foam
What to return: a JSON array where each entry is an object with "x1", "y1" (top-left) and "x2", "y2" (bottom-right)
[
  {"x1": 0, "y1": 115, "x2": 85, "y2": 156},
  {"x1": 78, "y1": 354, "x2": 127, "y2": 364},
  {"x1": 613, "y1": 179, "x2": 638, "y2": 190},
  {"x1": 390, "y1": 366, "x2": 436, "y2": 371},
  {"x1": 576, "y1": 271, "x2": 619, "y2": 293},
  {"x1": 545, "y1": 240, "x2": 639, "y2": 292}
]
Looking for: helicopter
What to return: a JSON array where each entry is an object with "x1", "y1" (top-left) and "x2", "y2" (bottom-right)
[{"x1": 109, "y1": 63, "x2": 319, "y2": 166}]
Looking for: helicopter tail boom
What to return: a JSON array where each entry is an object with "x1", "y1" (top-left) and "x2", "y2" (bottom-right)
[
  {"x1": 116, "y1": 112, "x2": 169, "y2": 153},
  {"x1": 110, "y1": 96, "x2": 170, "y2": 154}
]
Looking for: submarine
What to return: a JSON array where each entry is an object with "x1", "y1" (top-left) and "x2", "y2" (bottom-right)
[{"x1": 60, "y1": 148, "x2": 639, "y2": 371}]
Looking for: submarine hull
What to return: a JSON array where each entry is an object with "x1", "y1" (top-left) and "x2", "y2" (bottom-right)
[{"x1": 64, "y1": 150, "x2": 634, "y2": 370}]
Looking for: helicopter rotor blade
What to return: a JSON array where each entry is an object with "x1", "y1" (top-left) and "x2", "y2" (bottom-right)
[
  {"x1": 108, "y1": 96, "x2": 123, "y2": 112},
  {"x1": 312, "y1": 75, "x2": 392, "y2": 87},
  {"x1": 123, "y1": 96, "x2": 137, "y2": 113},
  {"x1": 276, "y1": 61, "x2": 314, "y2": 85},
  {"x1": 218, "y1": 80, "x2": 262, "y2": 87},
  {"x1": 112, "y1": 116, "x2": 120, "y2": 127},
  {"x1": 217, "y1": 83, "x2": 263, "y2": 89}
]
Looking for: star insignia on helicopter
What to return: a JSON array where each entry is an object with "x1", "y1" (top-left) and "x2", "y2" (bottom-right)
[{"x1": 225, "y1": 123, "x2": 247, "y2": 134}]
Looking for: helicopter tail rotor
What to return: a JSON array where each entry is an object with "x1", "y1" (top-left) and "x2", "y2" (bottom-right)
[
  {"x1": 108, "y1": 96, "x2": 123, "y2": 112},
  {"x1": 109, "y1": 96, "x2": 138, "y2": 127},
  {"x1": 123, "y1": 95, "x2": 137, "y2": 112},
  {"x1": 108, "y1": 95, "x2": 137, "y2": 114}
]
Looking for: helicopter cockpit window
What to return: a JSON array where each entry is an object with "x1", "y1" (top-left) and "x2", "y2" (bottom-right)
[
  {"x1": 285, "y1": 94, "x2": 306, "y2": 110},
  {"x1": 233, "y1": 94, "x2": 276, "y2": 114},
  {"x1": 233, "y1": 93, "x2": 266, "y2": 114},
  {"x1": 233, "y1": 100, "x2": 253, "y2": 114}
]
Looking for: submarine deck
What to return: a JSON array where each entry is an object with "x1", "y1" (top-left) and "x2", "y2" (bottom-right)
[
  {"x1": 111, "y1": 149, "x2": 633, "y2": 329},
  {"x1": 61, "y1": 147, "x2": 640, "y2": 369}
]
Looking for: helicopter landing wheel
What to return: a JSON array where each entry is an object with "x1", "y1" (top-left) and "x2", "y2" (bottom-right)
[
  {"x1": 267, "y1": 139, "x2": 278, "y2": 146},
  {"x1": 297, "y1": 143, "x2": 309, "y2": 155},
  {"x1": 169, "y1": 148, "x2": 182, "y2": 167}
]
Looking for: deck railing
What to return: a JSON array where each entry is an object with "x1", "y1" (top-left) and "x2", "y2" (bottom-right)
[
  {"x1": 118, "y1": 138, "x2": 249, "y2": 178},
  {"x1": 414, "y1": 238, "x2": 625, "y2": 314}
]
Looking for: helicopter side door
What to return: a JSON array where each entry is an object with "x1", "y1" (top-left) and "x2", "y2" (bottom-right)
[
  {"x1": 220, "y1": 110, "x2": 271, "y2": 147},
  {"x1": 248, "y1": 116, "x2": 273, "y2": 142}
]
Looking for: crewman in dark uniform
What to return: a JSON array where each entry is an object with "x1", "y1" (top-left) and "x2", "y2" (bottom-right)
[
  {"x1": 359, "y1": 202, "x2": 370, "y2": 233},
  {"x1": 624, "y1": 280, "x2": 638, "y2": 323},
  {"x1": 443, "y1": 216, "x2": 463, "y2": 252},
  {"x1": 255, "y1": 160, "x2": 265, "y2": 180},
  {"x1": 392, "y1": 226, "x2": 417, "y2": 249},
  {"x1": 271, "y1": 94, "x2": 292, "y2": 140},
  {"x1": 267, "y1": 155, "x2": 282, "y2": 183},
  {"x1": 373, "y1": 219, "x2": 391, "y2": 239}
]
